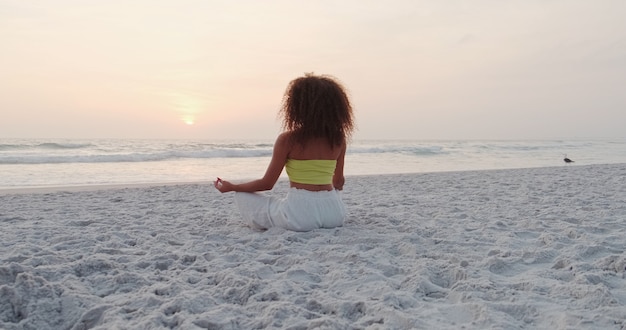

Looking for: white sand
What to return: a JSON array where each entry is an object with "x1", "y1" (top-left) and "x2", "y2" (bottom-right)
[{"x1": 1, "y1": 164, "x2": 625, "y2": 329}]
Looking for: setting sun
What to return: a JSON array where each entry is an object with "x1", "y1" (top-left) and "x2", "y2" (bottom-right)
[
  {"x1": 181, "y1": 114, "x2": 195, "y2": 125},
  {"x1": 172, "y1": 93, "x2": 204, "y2": 128}
]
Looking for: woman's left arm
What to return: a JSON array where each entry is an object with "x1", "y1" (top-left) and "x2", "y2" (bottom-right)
[{"x1": 215, "y1": 133, "x2": 290, "y2": 193}]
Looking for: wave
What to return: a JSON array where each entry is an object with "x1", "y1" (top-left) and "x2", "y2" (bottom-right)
[
  {"x1": 0, "y1": 148, "x2": 274, "y2": 164},
  {"x1": 349, "y1": 145, "x2": 445, "y2": 156},
  {"x1": 0, "y1": 142, "x2": 92, "y2": 151},
  {"x1": 3, "y1": 139, "x2": 621, "y2": 165},
  {"x1": 0, "y1": 144, "x2": 448, "y2": 164},
  {"x1": 39, "y1": 142, "x2": 93, "y2": 149}
]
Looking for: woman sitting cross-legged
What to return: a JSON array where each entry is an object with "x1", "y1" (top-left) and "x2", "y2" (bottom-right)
[{"x1": 214, "y1": 73, "x2": 355, "y2": 232}]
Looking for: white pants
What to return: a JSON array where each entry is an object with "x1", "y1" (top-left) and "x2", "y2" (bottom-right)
[{"x1": 234, "y1": 188, "x2": 346, "y2": 232}]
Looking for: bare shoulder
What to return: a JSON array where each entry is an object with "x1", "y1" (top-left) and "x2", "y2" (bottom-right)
[
  {"x1": 339, "y1": 138, "x2": 347, "y2": 150},
  {"x1": 336, "y1": 139, "x2": 347, "y2": 157},
  {"x1": 275, "y1": 131, "x2": 293, "y2": 147},
  {"x1": 273, "y1": 132, "x2": 294, "y2": 157}
]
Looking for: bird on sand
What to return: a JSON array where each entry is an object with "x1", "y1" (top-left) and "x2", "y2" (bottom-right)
[{"x1": 563, "y1": 154, "x2": 574, "y2": 164}]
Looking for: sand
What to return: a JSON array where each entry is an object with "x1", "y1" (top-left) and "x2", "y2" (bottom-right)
[{"x1": 1, "y1": 164, "x2": 625, "y2": 329}]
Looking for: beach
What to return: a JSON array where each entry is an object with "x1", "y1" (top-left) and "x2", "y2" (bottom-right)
[{"x1": 1, "y1": 164, "x2": 625, "y2": 329}]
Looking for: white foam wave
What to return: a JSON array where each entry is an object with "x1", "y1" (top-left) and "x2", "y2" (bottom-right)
[
  {"x1": 0, "y1": 142, "x2": 92, "y2": 151},
  {"x1": 0, "y1": 148, "x2": 274, "y2": 164}
]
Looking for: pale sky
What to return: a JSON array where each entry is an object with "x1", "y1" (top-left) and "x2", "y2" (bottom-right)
[{"x1": 1, "y1": 0, "x2": 625, "y2": 140}]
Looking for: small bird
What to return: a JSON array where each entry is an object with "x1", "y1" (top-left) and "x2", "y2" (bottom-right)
[{"x1": 563, "y1": 154, "x2": 574, "y2": 164}]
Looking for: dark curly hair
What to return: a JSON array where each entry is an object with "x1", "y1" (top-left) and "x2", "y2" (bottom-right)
[{"x1": 280, "y1": 74, "x2": 355, "y2": 147}]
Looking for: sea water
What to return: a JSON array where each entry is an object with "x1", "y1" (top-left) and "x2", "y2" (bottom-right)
[{"x1": 1, "y1": 138, "x2": 625, "y2": 189}]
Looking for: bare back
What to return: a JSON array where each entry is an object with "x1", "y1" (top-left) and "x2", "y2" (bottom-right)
[
  {"x1": 287, "y1": 137, "x2": 343, "y2": 160},
  {"x1": 285, "y1": 134, "x2": 347, "y2": 191}
]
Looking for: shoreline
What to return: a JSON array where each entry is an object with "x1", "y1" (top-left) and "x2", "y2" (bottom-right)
[
  {"x1": 0, "y1": 180, "x2": 214, "y2": 195},
  {"x1": 1, "y1": 163, "x2": 621, "y2": 196}
]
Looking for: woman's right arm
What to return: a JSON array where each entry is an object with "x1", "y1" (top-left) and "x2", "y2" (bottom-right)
[{"x1": 332, "y1": 142, "x2": 346, "y2": 190}]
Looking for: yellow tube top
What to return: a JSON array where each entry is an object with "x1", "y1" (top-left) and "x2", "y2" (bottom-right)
[{"x1": 285, "y1": 159, "x2": 337, "y2": 185}]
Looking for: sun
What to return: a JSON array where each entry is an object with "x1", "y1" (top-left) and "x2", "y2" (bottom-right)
[
  {"x1": 171, "y1": 93, "x2": 204, "y2": 127},
  {"x1": 181, "y1": 114, "x2": 195, "y2": 126}
]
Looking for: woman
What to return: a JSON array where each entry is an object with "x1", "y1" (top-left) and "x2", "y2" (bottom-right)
[{"x1": 214, "y1": 73, "x2": 355, "y2": 232}]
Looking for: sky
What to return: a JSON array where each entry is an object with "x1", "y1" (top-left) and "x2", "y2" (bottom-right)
[{"x1": 1, "y1": 0, "x2": 625, "y2": 140}]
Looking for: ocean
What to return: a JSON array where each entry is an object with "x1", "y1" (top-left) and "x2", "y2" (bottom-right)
[{"x1": 1, "y1": 138, "x2": 625, "y2": 190}]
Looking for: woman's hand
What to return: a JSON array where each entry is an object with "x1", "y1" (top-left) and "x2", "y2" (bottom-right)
[{"x1": 214, "y1": 178, "x2": 235, "y2": 193}]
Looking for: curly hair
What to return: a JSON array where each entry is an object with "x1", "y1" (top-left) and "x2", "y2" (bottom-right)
[{"x1": 280, "y1": 74, "x2": 355, "y2": 147}]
